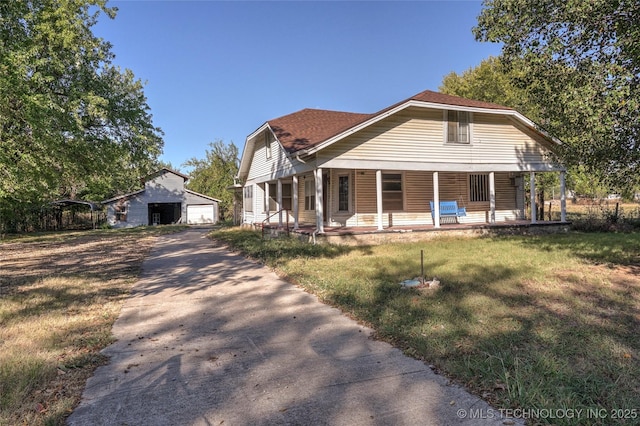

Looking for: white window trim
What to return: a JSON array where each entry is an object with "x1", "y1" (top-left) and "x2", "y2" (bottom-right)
[
  {"x1": 469, "y1": 173, "x2": 489, "y2": 203},
  {"x1": 265, "y1": 133, "x2": 272, "y2": 160},
  {"x1": 337, "y1": 173, "x2": 352, "y2": 213},
  {"x1": 382, "y1": 172, "x2": 405, "y2": 212},
  {"x1": 243, "y1": 184, "x2": 254, "y2": 213},
  {"x1": 304, "y1": 177, "x2": 315, "y2": 211},
  {"x1": 443, "y1": 110, "x2": 473, "y2": 144}
]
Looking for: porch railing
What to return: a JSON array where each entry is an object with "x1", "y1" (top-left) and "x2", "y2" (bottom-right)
[{"x1": 261, "y1": 209, "x2": 290, "y2": 239}]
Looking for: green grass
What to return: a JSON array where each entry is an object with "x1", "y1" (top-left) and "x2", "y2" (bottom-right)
[{"x1": 212, "y1": 228, "x2": 640, "y2": 425}]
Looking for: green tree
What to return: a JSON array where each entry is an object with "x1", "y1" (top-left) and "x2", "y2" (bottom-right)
[
  {"x1": 183, "y1": 140, "x2": 239, "y2": 222},
  {"x1": 0, "y1": 0, "x2": 163, "y2": 206},
  {"x1": 474, "y1": 0, "x2": 640, "y2": 192},
  {"x1": 440, "y1": 56, "x2": 540, "y2": 120},
  {"x1": 440, "y1": 56, "x2": 560, "y2": 214}
]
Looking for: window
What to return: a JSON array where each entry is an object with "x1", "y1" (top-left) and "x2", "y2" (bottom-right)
[
  {"x1": 281, "y1": 183, "x2": 292, "y2": 210},
  {"x1": 268, "y1": 183, "x2": 292, "y2": 211},
  {"x1": 265, "y1": 133, "x2": 272, "y2": 159},
  {"x1": 382, "y1": 173, "x2": 403, "y2": 211},
  {"x1": 447, "y1": 110, "x2": 470, "y2": 144},
  {"x1": 304, "y1": 178, "x2": 315, "y2": 211},
  {"x1": 469, "y1": 174, "x2": 489, "y2": 202},
  {"x1": 243, "y1": 185, "x2": 254, "y2": 212},
  {"x1": 338, "y1": 175, "x2": 349, "y2": 212},
  {"x1": 115, "y1": 202, "x2": 127, "y2": 222}
]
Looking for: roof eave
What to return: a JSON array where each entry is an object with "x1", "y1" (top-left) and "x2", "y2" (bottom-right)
[{"x1": 184, "y1": 188, "x2": 222, "y2": 202}]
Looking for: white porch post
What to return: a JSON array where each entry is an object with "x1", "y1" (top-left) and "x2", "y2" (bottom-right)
[
  {"x1": 292, "y1": 175, "x2": 299, "y2": 230},
  {"x1": 560, "y1": 171, "x2": 567, "y2": 222},
  {"x1": 315, "y1": 168, "x2": 324, "y2": 233},
  {"x1": 376, "y1": 170, "x2": 383, "y2": 230},
  {"x1": 277, "y1": 178, "x2": 283, "y2": 227},
  {"x1": 530, "y1": 172, "x2": 537, "y2": 224},
  {"x1": 433, "y1": 171, "x2": 440, "y2": 228},
  {"x1": 489, "y1": 171, "x2": 496, "y2": 224},
  {"x1": 264, "y1": 182, "x2": 270, "y2": 223}
]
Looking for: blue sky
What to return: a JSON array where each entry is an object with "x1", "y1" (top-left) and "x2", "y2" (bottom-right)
[{"x1": 94, "y1": 1, "x2": 502, "y2": 171}]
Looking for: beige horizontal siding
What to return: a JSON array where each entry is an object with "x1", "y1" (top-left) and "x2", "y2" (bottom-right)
[
  {"x1": 321, "y1": 107, "x2": 555, "y2": 166},
  {"x1": 247, "y1": 131, "x2": 296, "y2": 181}
]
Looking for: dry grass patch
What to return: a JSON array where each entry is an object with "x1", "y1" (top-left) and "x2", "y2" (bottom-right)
[{"x1": 0, "y1": 226, "x2": 185, "y2": 425}]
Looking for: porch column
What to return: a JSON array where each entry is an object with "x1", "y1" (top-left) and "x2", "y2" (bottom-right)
[
  {"x1": 530, "y1": 172, "x2": 537, "y2": 224},
  {"x1": 375, "y1": 170, "x2": 383, "y2": 230},
  {"x1": 315, "y1": 168, "x2": 324, "y2": 233},
  {"x1": 489, "y1": 171, "x2": 496, "y2": 223},
  {"x1": 264, "y1": 182, "x2": 270, "y2": 223},
  {"x1": 560, "y1": 171, "x2": 567, "y2": 222},
  {"x1": 292, "y1": 175, "x2": 299, "y2": 230},
  {"x1": 277, "y1": 178, "x2": 283, "y2": 227},
  {"x1": 433, "y1": 171, "x2": 440, "y2": 228}
]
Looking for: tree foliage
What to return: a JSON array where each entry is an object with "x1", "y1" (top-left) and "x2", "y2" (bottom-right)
[
  {"x1": 474, "y1": 0, "x2": 640, "y2": 192},
  {"x1": 183, "y1": 140, "x2": 239, "y2": 222},
  {"x1": 0, "y1": 0, "x2": 163, "y2": 206},
  {"x1": 440, "y1": 56, "x2": 541, "y2": 120}
]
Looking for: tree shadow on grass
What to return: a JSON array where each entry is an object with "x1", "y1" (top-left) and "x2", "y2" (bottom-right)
[
  {"x1": 320, "y1": 248, "x2": 640, "y2": 422},
  {"x1": 515, "y1": 232, "x2": 640, "y2": 267}
]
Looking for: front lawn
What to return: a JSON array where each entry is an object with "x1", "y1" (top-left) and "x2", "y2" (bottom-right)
[{"x1": 211, "y1": 229, "x2": 640, "y2": 425}]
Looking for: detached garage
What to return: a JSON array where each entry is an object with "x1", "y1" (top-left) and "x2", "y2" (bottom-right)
[{"x1": 103, "y1": 169, "x2": 220, "y2": 228}]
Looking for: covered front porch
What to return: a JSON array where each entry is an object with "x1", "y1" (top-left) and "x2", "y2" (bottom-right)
[{"x1": 256, "y1": 167, "x2": 568, "y2": 233}]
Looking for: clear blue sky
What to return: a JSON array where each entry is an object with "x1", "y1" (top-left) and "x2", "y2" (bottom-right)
[{"x1": 94, "y1": 1, "x2": 502, "y2": 171}]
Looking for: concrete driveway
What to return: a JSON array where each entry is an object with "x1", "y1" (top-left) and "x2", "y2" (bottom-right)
[{"x1": 67, "y1": 229, "x2": 516, "y2": 426}]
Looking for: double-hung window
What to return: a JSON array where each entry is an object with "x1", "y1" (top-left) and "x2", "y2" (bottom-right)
[
  {"x1": 304, "y1": 179, "x2": 315, "y2": 211},
  {"x1": 265, "y1": 133, "x2": 272, "y2": 159},
  {"x1": 447, "y1": 110, "x2": 470, "y2": 144},
  {"x1": 243, "y1": 185, "x2": 254, "y2": 212},
  {"x1": 382, "y1": 173, "x2": 403, "y2": 211},
  {"x1": 115, "y1": 202, "x2": 128, "y2": 222}
]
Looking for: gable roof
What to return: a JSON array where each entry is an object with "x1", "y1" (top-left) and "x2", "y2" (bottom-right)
[
  {"x1": 265, "y1": 90, "x2": 516, "y2": 155},
  {"x1": 103, "y1": 168, "x2": 192, "y2": 204},
  {"x1": 239, "y1": 89, "x2": 558, "y2": 180},
  {"x1": 143, "y1": 168, "x2": 190, "y2": 183}
]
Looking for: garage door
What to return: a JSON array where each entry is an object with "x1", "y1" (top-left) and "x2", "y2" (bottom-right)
[{"x1": 186, "y1": 205, "x2": 215, "y2": 224}]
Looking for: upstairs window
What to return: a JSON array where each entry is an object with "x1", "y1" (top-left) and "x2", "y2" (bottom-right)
[
  {"x1": 265, "y1": 133, "x2": 272, "y2": 159},
  {"x1": 447, "y1": 110, "x2": 470, "y2": 144}
]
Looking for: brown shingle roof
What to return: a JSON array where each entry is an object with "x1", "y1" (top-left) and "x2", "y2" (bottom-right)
[
  {"x1": 269, "y1": 109, "x2": 373, "y2": 153},
  {"x1": 268, "y1": 90, "x2": 513, "y2": 153},
  {"x1": 409, "y1": 90, "x2": 513, "y2": 110}
]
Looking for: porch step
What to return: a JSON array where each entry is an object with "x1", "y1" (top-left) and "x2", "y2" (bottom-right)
[{"x1": 262, "y1": 225, "x2": 291, "y2": 239}]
